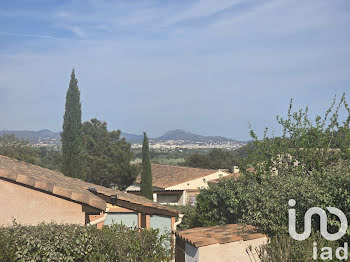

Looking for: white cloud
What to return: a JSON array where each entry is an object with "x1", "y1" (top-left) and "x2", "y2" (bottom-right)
[
  {"x1": 66, "y1": 25, "x2": 86, "y2": 37},
  {"x1": 166, "y1": 0, "x2": 245, "y2": 25},
  {"x1": 0, "y1": 0, "x2": 349, "y2": 139},
  {"x1": 206, "y1": 0, "x2": 342, "y2": 37},
  {"x1": 0, "y1": 31, "x2": 64, "y2": 40}
]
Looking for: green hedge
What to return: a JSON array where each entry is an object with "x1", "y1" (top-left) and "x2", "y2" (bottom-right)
[
  {"x1": 253, "y1": 233, "x2": 339, "y2": 262},
  {"x1": 165, "y1": 205, "x2": 198, "y2": 230},
  {"x1": 0, "y1": 222, "x2": 171, "y2": 262}
]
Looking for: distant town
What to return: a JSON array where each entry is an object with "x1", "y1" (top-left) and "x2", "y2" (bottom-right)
[
  {"x1": 0, "y1": 129, "x2": 246, "y2": 151},
  {"x1": 132, "y1": 139, "x2": 244, "y2": 150}
]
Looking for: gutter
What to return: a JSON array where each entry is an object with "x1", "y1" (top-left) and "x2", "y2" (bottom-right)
[
  {"x1": 173, "y1": 214, "x2": 184, "y2": 231},
  {"x1": 88, "y1": 207, "x2": 110, "y2": 226}
]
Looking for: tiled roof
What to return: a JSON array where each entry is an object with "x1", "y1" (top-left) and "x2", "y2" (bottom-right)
[
  {"x1": 209, "y1": 168, "x2": 255, "y2": 184},
  {"x1": 0, "y1": 155, "x2": 179, "y2": 215},
  {"x1": 209, "y1": 172, "x2": 240, "y2": 184},
  {"x1": 175, "y1": 224, "x2": 266, "y2": 248},
  {"x1": 246, "y1": 167, "x2": 255, "y2": 173},
  {"x1": 135, "y1": 164, "x2": 229, "y2": 188}
]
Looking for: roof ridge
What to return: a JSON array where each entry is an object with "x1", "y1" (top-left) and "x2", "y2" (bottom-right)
[
  {"x1": 151, "y1": 163, "x2": 226, "y2": 172},
  {"x1": 0, "y1": 155, "x2": 179, "y2": 215}
]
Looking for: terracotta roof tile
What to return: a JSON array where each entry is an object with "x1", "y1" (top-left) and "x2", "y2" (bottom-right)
[
  {"x1": 175, "y1": 224, "x2": 266, "y2": 247},
  {"x1": 0, "y1": 155, "x2": 179, "y2": 215},
  {"x1": 135, "y1": 164, "x2": 229, "y2": 188}
]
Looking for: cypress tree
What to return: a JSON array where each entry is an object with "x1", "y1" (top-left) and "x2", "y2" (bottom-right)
[
  {"x1": 140, "y1": 132, "x2": 153, "y2": 200},
  {"x1": 61, "y1": 69, "x2": 84, "y2": 179}
]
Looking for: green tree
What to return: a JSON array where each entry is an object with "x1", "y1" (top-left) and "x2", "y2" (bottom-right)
[
  {"x1": 37, "y1": 147, "x2": 62, "y2": 171},
  {"x1": 248, "y1": 93, "x2": 350, "y2": 176},
  {"x1": 254, "y1": 233, "x2": 338, "y2": 262},
  {"x1": 83, "y1": 118, "x2": 138, "y2": 189},
  {"x1": 0, "y1": 134, "x2": 39, "y2": 164},
  {"x1": 61, "y1": 69, "x2": 84, "y2": 179},
  {"x1": 194, "y1": 94, "x2": 350, "y2": 240},
  {"x1": 184, "y1": 147, "x2": 251, "y2": 172},
  {"x1": 0, "y1": 134, "x2": 61, "y2": 171},
  {"x1": 184, "y1": 152, "x2": 209, "y2": 168},
  {"x1": 140, "y1": 132, "x2": 153, "y2": 200}
]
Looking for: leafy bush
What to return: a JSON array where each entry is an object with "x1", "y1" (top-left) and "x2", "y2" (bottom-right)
[
  {"x1": 254, "y1": 233, "x2": 338, "y2": 262},
  {"x1": 195, "y1": 161, "x2": 350, "y2": 237},
  {"x1": 248, "y1": 94, "x2": 350, "y2": 176},
  {"x1": 0, "y1": 134, "x2": 62, "y2": 171},
  {"x1": 184, "y1": 148, "x2": 247, "y2": 171},
  {"x1": 0, "y1": 222, "x2": 171, "y2": 262},
  {"x1": 166, "y1": 205, "x2": 198, "y2": 230},
  {"x1": 194, "y1": 94, "x2": 350, "y2": 239},
  {"x1": 0, "y1": 134, "x2": 39, "y2": 164}
]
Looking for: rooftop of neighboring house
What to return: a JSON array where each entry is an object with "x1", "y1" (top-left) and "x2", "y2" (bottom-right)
[
  {"x1": 209, "y1": 172, "x2": 240, "y2": 184},
  {"x1": 208, "y1": 167, "x2": 256, "y2": 184},
  {"x1": 0, "y1": 155, "x2": 179, "y2": 216},
  {"x1": 175, "y1": 224, "x2": 266, "y2": 248},
  {"x1": 133, "y1": 164, "x2": 230, "y2": 189}
]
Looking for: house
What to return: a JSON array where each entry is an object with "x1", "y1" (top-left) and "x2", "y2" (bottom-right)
[
  {"x1": 208, "y1": 167, "x2": 257, "y2": 184},
  {"x1": 175, "y1": 224, "x2": 267, "y2": 262},
  {"x1": 0, "y1": 155, "x2": 181, "y2": 235},
  {"x1": 208, "y1": 172, "x2": 240, "y2": 184},
  {"x1": 126, "y1": 164, "x2": 231, "y2": 205}
]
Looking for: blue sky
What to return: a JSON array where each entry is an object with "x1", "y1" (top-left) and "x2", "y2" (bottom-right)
[{"x1": 0, "y1": 0, "x2": 349, "y2": 140}]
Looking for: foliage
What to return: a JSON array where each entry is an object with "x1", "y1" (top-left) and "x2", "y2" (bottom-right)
[
  {"x1": 195, "y1": 157, "x2": 350, "y2": 238},
  {"x1": 140, "y1": 132, "x2": 153, "y2": 200},
  {"x1": 0, "y1": 222, "x2": 171, "y2": 262},
  {"x1": 194, "y1": 94, "x2": 350, "y2": 240},
  {"x1": 0, "y1": 134, "x2": 39, "y2": 164},
  {"x1": 248, "y1": 94, "x2": 350, "y2": 176},
  {"x1": 61, "y1": 69, "x2": 84, "y2": 179},
  {"x1": 165, "y1": 205, "x2": 198, "y2": 230},
  {"x1": 37, "y1": 146, "x2": 62, "y2": 171},
  {"x1": 133, "y1": 147, "x2": 204, "y2": 158},
  {"x1": 184, "y1": 147, "x2": 251, "y2": 171},
  {"x1": 253, "y1": 233, "x2": 339, "y2": 262},
  {"x1": 0, "y1": 135, "x2": 61, "y2": 171},
  {"x1": 195, "y1": 178, "x2": 244, "y2": 227},
  {"x1": 0, "y1": 227, "x2": 15, "y2": 261},
  {"x1": 82, "y1": 118, "x2": 138, "y2": 189},
  {"x1": 151, "y1": 157, "x2": 185, "y2": 166}
]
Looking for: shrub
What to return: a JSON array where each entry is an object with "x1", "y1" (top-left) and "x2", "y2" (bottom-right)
[
  {"x1": 166, "y1": 205, "x2": 198, "y2": 230},
  {"x1": 194, "y1": 95, "x2": 350, "y2": 239},
  {"x1": 254, "y1": 233, "x2": 338, "y2": 262},
  {"x1": 195, "y1": 162, "x2": 350, "y2": 238},
  {"x1": 0, "y1": 222, "x2": 171, "y2": 262}
]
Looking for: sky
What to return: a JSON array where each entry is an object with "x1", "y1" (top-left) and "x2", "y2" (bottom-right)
[{"x1": 0, "y1": 0, "x2": 349, "y2": 140}]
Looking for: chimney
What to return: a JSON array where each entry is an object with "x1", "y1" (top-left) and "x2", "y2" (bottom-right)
[{"x1": 233, "y1": 166, "x2": 239, "y2": 173}]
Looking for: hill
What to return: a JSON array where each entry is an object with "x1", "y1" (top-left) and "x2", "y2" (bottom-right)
[
  {"x1": 156, "y1": 129, "x2": 240, "y2": 143},
  {"x1": 120, "y1": 132, "x2": 144, "y2": 143},
  {"x1": 0, "y1": 129, "x2": 60, "y2": 144},
  {"x1": 0, "y1": 129, "x2": 245, "y2": 147}
]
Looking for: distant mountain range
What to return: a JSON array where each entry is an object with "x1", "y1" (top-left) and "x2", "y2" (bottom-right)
[
  {"x1": 0, "y1": 129, "x2": 61, "y2": 144},
  {"x1": 120, "y1": 133, "x2": 144, "y2": 143},
  {"x1": 156, "y1": 129, "x2": 239, "y2": 143},
  {"x1": 0, "y1": 129, "x2": 244, "y2": 145}
]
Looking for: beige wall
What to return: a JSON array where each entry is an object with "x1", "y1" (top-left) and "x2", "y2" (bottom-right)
[
  {"x1": 197, "y1": 237, "x2": 268, "y2": 262},
  {"x1": 0, "y1": 179, "x2": 86, "y2": 226},
  {"x1": 167, "y1": 171, "x2": 230, "y2": 191}
]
